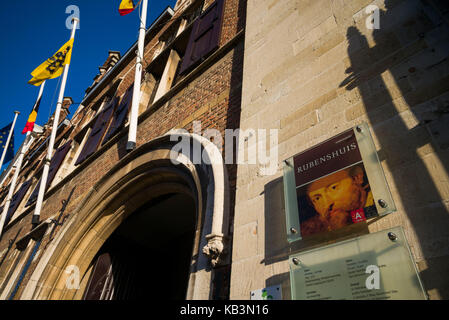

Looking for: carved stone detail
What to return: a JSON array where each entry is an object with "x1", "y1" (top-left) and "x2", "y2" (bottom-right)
[{"x1": 202, "y1": 233, "x2": 227, "y2": 267}]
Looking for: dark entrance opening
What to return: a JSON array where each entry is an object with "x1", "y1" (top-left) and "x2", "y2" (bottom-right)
[{"x1": 82, "y1": 193, "x2": 196, "y2": 300}]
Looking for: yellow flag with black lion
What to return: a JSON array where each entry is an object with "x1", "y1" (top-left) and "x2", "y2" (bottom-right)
[{"x1": 28, "y1": 38, "x2": 74, "y2": 86}]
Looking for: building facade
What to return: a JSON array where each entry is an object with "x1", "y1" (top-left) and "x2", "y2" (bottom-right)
[
  {"x1": 0, "y1": 0, "x2": 245, "y2": 300},
  {"x1": 0, "y1": 0, "x2": 448, "y2": 300}
]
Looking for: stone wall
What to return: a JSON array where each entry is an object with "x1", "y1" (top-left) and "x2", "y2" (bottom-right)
[{"x1": 232, "y1": 0, "x2": 449, "y2": 300}]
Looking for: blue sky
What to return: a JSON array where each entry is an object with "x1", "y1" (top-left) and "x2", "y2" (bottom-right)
[{"x1": 0, "y1": 0, "x2": 177, "y2": 171}]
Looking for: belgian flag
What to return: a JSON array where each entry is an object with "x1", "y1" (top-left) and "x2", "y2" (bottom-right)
[
  {"x1": 22, "y1": 94, "x2": 42, "y2": 134},
  {"x1": 119, "y1": 0, "x2": 142, "y2": 16}
]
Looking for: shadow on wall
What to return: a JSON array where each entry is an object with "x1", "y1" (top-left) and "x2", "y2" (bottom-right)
[
  {"x1": 261, "y1": 177, "x2": 290, "y2": 299},
  {"x1": 340, "y1": 0, "x2": 449, "y2": 299},
  {"x1": 260, "y1": 0, "x2": 449, "y2": 300}
]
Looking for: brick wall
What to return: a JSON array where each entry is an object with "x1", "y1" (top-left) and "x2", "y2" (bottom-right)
[{"x1": 0, "y1": 0, "x2": 246, "y2": 299}]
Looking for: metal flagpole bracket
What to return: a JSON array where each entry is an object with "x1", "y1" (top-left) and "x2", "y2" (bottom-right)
[
  {"x1": 126, "y1": 141, "x2": 136, "y2": 151},
  {"x1": 31, "y1": 214, "x2": 40, "y2": 227}
]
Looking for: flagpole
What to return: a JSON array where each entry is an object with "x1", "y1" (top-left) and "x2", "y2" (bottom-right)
[
  {"x1": 126, "y1": 0, "x2": 148, "y2": 152},
  {"x1": 0, "y1": 132, "x2": 31, "y2": 239},
  {"x1": 32, "y1": 18, "x2": 79, "y2": 227},
  {"x1": 0, "y1": 81, "x2": 47, "y2": 238},
  {"x1": 0, "y1": 111, "x2": 20, "y2": 170}
]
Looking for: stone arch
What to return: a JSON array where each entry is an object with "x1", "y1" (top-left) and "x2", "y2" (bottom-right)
[{"x1": 20, "y1": 132, "x2": 229, "y2": 300}]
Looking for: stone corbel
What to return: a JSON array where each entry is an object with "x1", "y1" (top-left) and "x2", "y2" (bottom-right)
[{"x1": 203, "y1": 233, "x2": 228, "y2": 267}]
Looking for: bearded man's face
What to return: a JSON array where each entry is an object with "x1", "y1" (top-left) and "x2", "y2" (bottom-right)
[{"x1": 307, "y1": 170, "x2": 364, "y2": 218}]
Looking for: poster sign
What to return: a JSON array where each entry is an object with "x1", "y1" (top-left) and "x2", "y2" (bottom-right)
[
  {"x1": 289, "y1": 227, "x2": 427, "y2": 300},
  {"x1": 283, "y1": 123, "x2": 396, "y2": 241},
  {"x1": 294, "y1": 128, "x2": 377, "y2": 237}
]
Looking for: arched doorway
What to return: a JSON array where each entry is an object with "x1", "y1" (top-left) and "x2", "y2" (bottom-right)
[
  {"x1": 20, "y1": 133, "x2": 230, "y2": 300},
  {"x1": 82, "y1": 193, "x2": 196, "y2": 300}
]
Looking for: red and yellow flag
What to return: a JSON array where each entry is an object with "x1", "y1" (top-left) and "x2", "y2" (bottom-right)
[
  {"x1": 22, "y1": 94, "x2": 42, "y2": 134},
  {"x1": 119, "y1": 0, "x2": 141, "y2": 16}
]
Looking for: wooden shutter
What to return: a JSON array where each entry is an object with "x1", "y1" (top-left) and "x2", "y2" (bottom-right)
[
  {"x1": 102, "y1": 86, "x2": 134, "y2": 145},
  {"x1": 46, "y1": 140, "x2": 72, "y2": 189},
  {"x1": 25, "y1": 180, "x2": 41, "y2": 207},
  {"x1": 75, "y1": 98, "x2": 117, "y2": 165},
  {"x1": 178, "y1": 0, "x2": 225, "y2": 75},
  {"x1": 4, "y1": 180, "x2": 32, "y2": 225},
  {"x1": 25, "y1": 141, "x2": 72, "y2": 207}
]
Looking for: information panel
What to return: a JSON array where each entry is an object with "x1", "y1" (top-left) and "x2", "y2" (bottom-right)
[
  {"x1": 289, "y1": 227, "x2": 426, "y2": 300},
  {"x1": 283, "y1": 122, "x2": 396, "y2": 242}
]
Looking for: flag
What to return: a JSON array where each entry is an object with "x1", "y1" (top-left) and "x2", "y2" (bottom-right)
[
  {"x1": 119, "y1": 0, "x2": 141, "y2": 16},
  {"x1": 22, "y1": 93, "x2": 43, "y2": 134},
  {"x1": 0, "y1": 123, "x2": 14, "y2": 164},
  {"x1": 28, "y1": 38, "x2": 75, "y2": 86}
]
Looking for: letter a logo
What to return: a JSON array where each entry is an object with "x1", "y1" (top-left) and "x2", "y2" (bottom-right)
[
  {"x1": 65, "y1": 265, "x2": 80, "y2": 290},
  {"x1": 365, "y1": 265, "x2": 380, "y2": 290},
  {"x1": 351, "y1": 209, "x2": 366, "y2": 223}
]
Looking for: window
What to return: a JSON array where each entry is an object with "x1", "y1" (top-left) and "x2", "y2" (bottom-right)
[
  {"x1": 0, "y1": 180, "x2": 32, "y2": 226},
  {"x1": 140, "y1": 74, "x2": 159, "y2": 114},
  {"x1": 74, "y1": 97, "x2": 118, "y2": 165},
  {"x1": 185, "y1": 1, "x2": 204, "y2": 25},
  {"x1": 45, "y1": 140, "x2": 72, "y2": 189},
  {"x1": 26, "y1": 140, "x2": 72, "y2": 207},
  {"x1": 153, "y1": 50, "x2": 182, "y2": 102},
  {"x1": 101, "y1": 87, "x2": 133, "y2": 146},
  {"x1": 178, "y1": 0, "x2": 225, "y2": 75}
]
